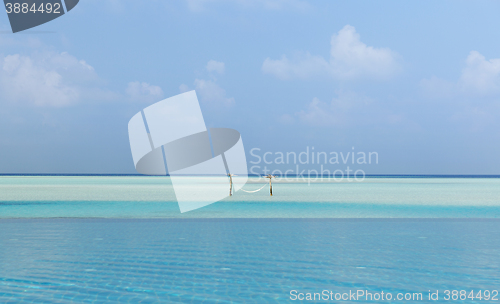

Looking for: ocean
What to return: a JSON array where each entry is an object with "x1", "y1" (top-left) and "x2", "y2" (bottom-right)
[
  {"x1": 1, "y1": 176, "x2": 499, "y2": 303},
  {"x1": 1, "y1": 176, "x2": 500, "y2": 218}
]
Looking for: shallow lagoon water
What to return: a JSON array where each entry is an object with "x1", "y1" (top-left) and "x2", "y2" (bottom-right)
[
  {"x1": 1, "y1": 176, "x2": 500, "y2": 218},
  {"x1": 1, "y1": 176, "x2": 499, "y2": 303}
]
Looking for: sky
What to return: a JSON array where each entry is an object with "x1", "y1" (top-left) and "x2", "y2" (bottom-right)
[{"x1": 1, "y1": 0, "x2": 500, "y2": 175}]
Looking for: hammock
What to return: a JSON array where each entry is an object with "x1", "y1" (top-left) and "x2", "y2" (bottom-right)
[{"x1": 239, "y1": 184, "x2": 267, "y2": 193}]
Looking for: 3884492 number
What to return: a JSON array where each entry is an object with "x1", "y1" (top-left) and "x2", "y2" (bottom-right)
[
  {"x1": 5, "y1": 2, "x2": 61, "y2": 14},
  {"x1": 443, "y1": 290, "x2": 498, "y2": 301}
]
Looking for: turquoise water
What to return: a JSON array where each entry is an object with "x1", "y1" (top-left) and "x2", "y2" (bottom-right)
[
  {"x1": 1, "y1": 219, "x2": 499, "y2": 303},
  {"x1": 1, "y1": 177, "x2": 500, "y2": 303},
  {"x1": 1, "y1": 176, "x2": 500, "y2": 218}
]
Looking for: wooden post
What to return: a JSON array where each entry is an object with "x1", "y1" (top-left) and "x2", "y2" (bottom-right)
[
  {"x1": 269, "y1": 178, "x2": 272, "y2": 196},
  {"x1": 265, "y1": 174, "x2": 275, "y2": 196},
  {"x1": 229, "y1": 174, "x2": 233, "y2": 196}
]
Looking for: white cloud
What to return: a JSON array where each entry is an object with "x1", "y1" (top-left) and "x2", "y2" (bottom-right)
[
  {"x1": 262, "y1": 54, "x2": 329, "y2": 80},
  {"x1": 126, "y1": 81, "x2": 164, "y2": 102},
  {"x1": 298, "y1": 91, "x2": 373, "y2": 126},
  {"x1": 0, "y1": 52, "x2": 106, "y2": 107},
  {"x1": 421, "y1": 51, "x2": 500, "y2": 98},
  {"x1": 185, "y1": 0, "x2": 309, "y2": 11},
  {"x1": 194, "y1": 78, "x2": 234, "y2": 106},
  {"x1": 459, "y1": 51, "x2": 500, "y2": 94},
  {"x1": 206, "y1": 60, "x2": 225, "y2": 74},
  {"x1": 329, "y1": 25, "x2": 400, "y2": 79},
  {"x1": 262, "y1": 25, "x2": 400, "y2": 81},
  {"x1": 181, "y1": 60, "x2": 234, "y2": 106},
  {"x1": 179, "y1": 83, "x2": 190, "y2": 93},
  {"x1": 298, "y1": 97, "x2": 338, "y2": 126}
]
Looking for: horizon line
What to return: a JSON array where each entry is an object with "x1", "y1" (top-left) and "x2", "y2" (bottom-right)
[{"x1": 1, "y1": 174, "x2": 500, "y2": 178}]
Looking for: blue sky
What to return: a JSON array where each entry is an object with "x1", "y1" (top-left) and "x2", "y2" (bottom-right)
[{"x1": 1, "y1": 0, "x2": 500, "y2": 174}]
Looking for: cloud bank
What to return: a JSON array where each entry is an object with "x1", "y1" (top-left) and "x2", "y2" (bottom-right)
[
  {"x1": 0, "y1": 52, "x2": 103, "y2": 107},
  {"x1": 206, "y1": 60, "x2": 225, "y2": 74},
  {"x1": 421, "y1": 51, "x2": 500, "y2": 98},
  {"x1": 180, "y1": 59, "x2": 234, "y2": 106},
  {"x1": 262, "y1": 25, "x2": 401, "y2": 81},
  {"x1": 297, "y1": 91, "x2": 374, "y2": 126},
  {"x1": 126, "y1": 81, "x2": 164, "y2": 102}
]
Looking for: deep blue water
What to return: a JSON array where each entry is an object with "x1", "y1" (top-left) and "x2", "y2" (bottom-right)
[{"x1": 1, "y1": 219, "x2": 499, "y2": 303}]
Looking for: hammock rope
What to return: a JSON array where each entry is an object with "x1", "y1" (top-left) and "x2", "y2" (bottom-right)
[{"x1": 239, "y1": 184, "x2": 267, "y2": 193}]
